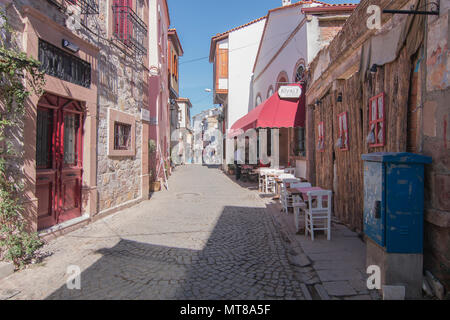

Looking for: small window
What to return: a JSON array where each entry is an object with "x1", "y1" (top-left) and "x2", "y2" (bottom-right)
[
  {"x1": 256, "y1": 94, "x2": 262, "y2": 107},
  {"x1": 114, "y1": 122, "x2": 132, "y2": 150},
  {"x1": 317, "y1": 122, "x2": 325, "y2": 152},
  {"x1": 337, "y1": 112, "x2": 349, "y2": 151},
  {"x1": 267, "y1": 86, "x2": 274, "y2": 98},
  {"x1": 368, "y1": 93, "x2": 385, "y2": 147},
  {"x1": 295, "y1": 64, "x2": 305, "y2": 83}
]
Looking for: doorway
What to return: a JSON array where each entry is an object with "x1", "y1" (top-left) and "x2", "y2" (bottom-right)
[{"x1": 36, "y1": 93, "x2": 85, "y2": 230}]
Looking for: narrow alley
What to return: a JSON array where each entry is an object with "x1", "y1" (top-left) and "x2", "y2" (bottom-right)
[{"x1": 1, "y1": 165, "x2": 332, "y2": 300}]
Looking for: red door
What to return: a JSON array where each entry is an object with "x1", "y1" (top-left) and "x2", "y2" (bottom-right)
[{"x1": 36, "y1": 93, "x2": 84, "y2": 230}]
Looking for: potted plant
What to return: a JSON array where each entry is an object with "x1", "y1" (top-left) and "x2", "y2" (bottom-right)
[
  {"x1": 149, "y1": 170, "x2": 161, "y2": 192},
  {"x1": 228, "y1": 164, "x2": 236, "y2": 175}
]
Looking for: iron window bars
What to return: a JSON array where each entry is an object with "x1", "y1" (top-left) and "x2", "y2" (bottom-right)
[
  {"x1": 66, "y1": 0, "x2": 99, "y2": 14},
  {"x1": 38, "y1": 39, "x2": 91, "y2": 88},
  {"x1": 46, "y1": 0, "x2": 99, "y2": 14},
  {"x1": 112, "y1": 4, "x2": 148, "y2": 56},
  {"x1": 114, "y1": 122, "x2": 132, "y2": 150}
]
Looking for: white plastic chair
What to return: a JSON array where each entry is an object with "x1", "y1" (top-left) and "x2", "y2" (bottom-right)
[
  {"x1": 293, "y1": 194, "x2": 306, "y2": 233},
  {"x1": 304, "y1": 190, "x2": 332, "y2": 241}
]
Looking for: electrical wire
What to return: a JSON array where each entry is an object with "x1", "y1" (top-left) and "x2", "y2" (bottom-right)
[{"x1": 179, "y1": 27, "x2": 299, "y2": 66}]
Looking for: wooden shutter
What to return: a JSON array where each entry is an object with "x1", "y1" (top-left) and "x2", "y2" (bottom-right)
[{"x1": 219, "y1": 48, "x2": 228, "y2": 78}]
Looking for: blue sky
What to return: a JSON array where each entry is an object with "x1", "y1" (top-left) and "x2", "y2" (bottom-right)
[{"x1": 168, "y1": 0, "x2": 360, "y2": 118}]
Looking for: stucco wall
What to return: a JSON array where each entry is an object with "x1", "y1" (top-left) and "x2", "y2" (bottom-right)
[
  {"x1": 227, "y1": 18, "x2": 265, "y2": 129},
  {"x1": 252, "y1": 21, "x2": 308, "y2": 109}
]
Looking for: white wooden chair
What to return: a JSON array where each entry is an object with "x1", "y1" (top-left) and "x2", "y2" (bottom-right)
[
  {"x1": 280, "y1": 178, "x2": 301, "y2": 212},
  {"x1": 304, "y1": 190, "x2": 332, "y2": 241},
  {"x1": 266, "y1": 175, "x2": 277, "y2": 193},
  {"x1": 265, "y1": 169, "x2": 283, "y2": 193},
  {"x1": 293, "y1": 194, "x2": 306, "y2": 233},
  {"x1": 258, "y1": 168, "x2": 271, "y2": 192},
  {"x1": 258, "y1": 172, "x2": 266, "y2": 192}
]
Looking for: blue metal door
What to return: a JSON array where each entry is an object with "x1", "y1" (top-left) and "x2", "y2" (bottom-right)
[{"x1": 385, "y1": 164, "x2": 424, "y2": 253}]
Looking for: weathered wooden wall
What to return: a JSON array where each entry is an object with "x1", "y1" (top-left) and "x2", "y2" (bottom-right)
[{"x1": 311, "y1": 47, "x2": 412, "y2": 232}]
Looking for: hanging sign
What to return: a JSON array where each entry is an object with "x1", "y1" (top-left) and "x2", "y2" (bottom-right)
[
  {"x1": 141, "y1": 109, "x2": 151, "y2": 122},
  {"x1": 278, "y1": 86, "x2": 302, "y2": 99}
]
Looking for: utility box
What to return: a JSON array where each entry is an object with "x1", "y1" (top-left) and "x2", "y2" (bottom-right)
[{"x1": 362, "y1": 152, "x2": 432, "y2": 299}]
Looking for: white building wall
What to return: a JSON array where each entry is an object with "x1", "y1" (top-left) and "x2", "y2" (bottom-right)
[
  {"x1": 253, "y1": 8, "x2": 305, "y2": 80},
  {"x1": 227, "y1": 19, "x2": 265, "y2": 129},
  {"x1": 252, "y1": 14, "x2": 308, "y2": 109}
]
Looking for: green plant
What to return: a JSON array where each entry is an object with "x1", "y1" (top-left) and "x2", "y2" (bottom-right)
[
  {"x1": 0, "y1": 9, "x2": 45, "y2": 268},
  {"x1": 148, "y1": 139, "x2": 156, "y2": 154}
]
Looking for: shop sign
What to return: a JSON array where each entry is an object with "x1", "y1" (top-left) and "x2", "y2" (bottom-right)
[{"x1": 278, "y1": 86, "x2": 302, "y2": 99}]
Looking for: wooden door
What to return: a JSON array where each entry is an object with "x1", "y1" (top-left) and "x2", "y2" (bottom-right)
[{"x1": 36, "y1": 94, "x2": 84, "y2": 230}]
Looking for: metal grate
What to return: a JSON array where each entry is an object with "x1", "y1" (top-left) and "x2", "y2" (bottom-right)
[
  {"x1": 112, "y1": 4, "x2": 148, "y2": 56},
  {"x1": 66, "y1": 0, "x2": 99, "y2": 14},
  {"x1": 38, "y1": 39, "x2": 91, "y2": 88}
]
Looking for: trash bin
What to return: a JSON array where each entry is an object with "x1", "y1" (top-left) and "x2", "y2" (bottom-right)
[{"x1": 361, "y1": 152, "x2": 432, "y2": 299}]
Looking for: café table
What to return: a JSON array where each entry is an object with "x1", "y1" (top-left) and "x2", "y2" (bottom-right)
[{"x1": 287, "y1": 187, "x2": 327, "y2": 202}]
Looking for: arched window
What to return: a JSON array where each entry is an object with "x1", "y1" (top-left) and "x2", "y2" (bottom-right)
[
  {"x1": 276, "y1": 71, "x2": 289, "y2": 90},
  {"x1": 295, "y1": 65, "x2": 305, "y2": 83},
  {"x1": 267, "y1": 86, "x2": 274, "y2": 98},
  {"x1": 255, "y1": 94, "x2": 262, "y2": 107},
  {"x1": 293, "y1": 58, "x2": 306, "y2": 83}
]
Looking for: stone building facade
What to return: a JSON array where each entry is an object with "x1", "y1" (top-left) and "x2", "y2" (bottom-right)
[{"x1": 1, "y1": 0, "x2": 151, "y2": 234}]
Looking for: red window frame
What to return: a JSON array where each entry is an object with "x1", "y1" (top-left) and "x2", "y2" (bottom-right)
[
  {"x1": 338, "y1": 112, "x2": 349, "y2": 151},
  {"x1": 368, "y1": 93, "x2": 385, "y2": 147},
  {"x1": 114, "y1": 0, "x2": 133, "y2": 43},
  {"x1": 317, "y1": 121, "x2": 325, "y2": 153}
]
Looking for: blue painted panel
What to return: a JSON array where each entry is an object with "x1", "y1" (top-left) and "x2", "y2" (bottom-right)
[
  {"x1": 385, "y1": 164, "x2": 424, "y2": 253},
  {"x1": 363, "y1": 161, "x2": 385, "y2": 247},
  {"x1": 362, "y1": 152, "x2": 432, "y2": 164}
]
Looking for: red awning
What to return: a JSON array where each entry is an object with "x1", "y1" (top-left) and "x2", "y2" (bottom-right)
[{"x1": 228, "y1": 84, "x2": 305, "y2": 138}]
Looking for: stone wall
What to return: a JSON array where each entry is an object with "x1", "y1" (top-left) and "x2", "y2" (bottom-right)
[
  {"x1": 5, "y1": 0, "x2": 148, "y2": 215},
  {"x1": 422, "y1": 5, "x2": 450, "y2": 291}
]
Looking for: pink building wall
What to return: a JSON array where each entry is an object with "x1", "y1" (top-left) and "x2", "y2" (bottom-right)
[{"x1": 148, "y1": 0, "x2": 170, "y2": 181}]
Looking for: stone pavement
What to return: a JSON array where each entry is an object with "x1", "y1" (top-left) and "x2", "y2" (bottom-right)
[
  {"x1": 263, "y1": 196, "x2": 381, "y2": 300},
  {"x1": 0, "y1": 165, "x2": 318, "y2": 300}
]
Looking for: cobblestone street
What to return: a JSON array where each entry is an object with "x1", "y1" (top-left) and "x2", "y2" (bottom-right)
[{"x1": 0, "y1": 165, "x2": 324, "y2": 300}]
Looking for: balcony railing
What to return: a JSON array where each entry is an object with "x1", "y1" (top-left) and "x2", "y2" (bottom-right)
[
  {"x1": 66, "y1": 0, "x2": 99, "y2": 14},
  {"x1": 46, "y1": 0, "x2": 99, "y2": 14},
  {"x1": 112, "y1": 5, "x2": 148, "y2": 56}
]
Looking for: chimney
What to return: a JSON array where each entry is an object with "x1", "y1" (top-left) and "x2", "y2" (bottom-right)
[{"x1": 282, "y1": 0, "x2": 292, "y2": 6}]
